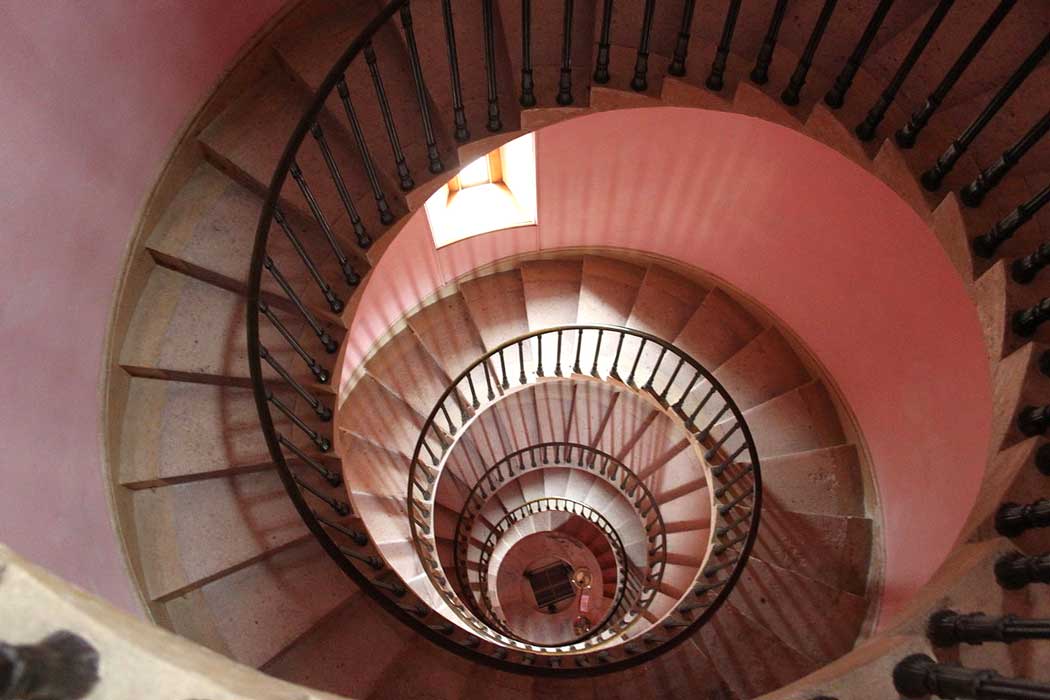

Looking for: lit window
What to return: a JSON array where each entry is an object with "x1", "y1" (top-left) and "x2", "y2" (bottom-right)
[
  {"x1": 456, "y1": 156, "x2": 491, "y2": 188},
  {"x1": 425, "y1": 133, "x2": 537, "y2": 248}
]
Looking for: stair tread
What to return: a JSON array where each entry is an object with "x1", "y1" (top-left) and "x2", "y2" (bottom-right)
[
  {"x1": 407, "y1": 292, "x2": 489, "y2": 379},
  {"x1": 262, "y1": 589, "x2": 412, "y2": 698},
  {"x1": 675, "y1": 288, "x2": 765, "y2": 370},
  {"x1": 752, "y1": 505, "x2": 873, "y2": 597},
  {"x1": 577, "y1": 255, "x2": 647, "y2": 326},
  {"x1": 132, "y1": 468, "x2": 318, "y2": 601},
  {"x1": 713, "y1": 327, "x2": 812, "y2": 411},
  {"x1": 730, "y1": 557, "x2": 868, "y2": 664},
  {"x1": 626, "y1": 265, "x2": 709, "y2": 341},
  {"x1": 165, "y1": 537, "x2": 352, "y2": 669},
  {"x1": 759, "y1": 444, "x2": 866, "y2": 517},
  {"x1": 365, "y1": 325, "x2": 452, "y2": 418},
  {"x1": 520, "y1": 258, "x2": 583, "y2": 330}
]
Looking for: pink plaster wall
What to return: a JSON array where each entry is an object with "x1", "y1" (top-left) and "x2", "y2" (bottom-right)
[
  {"x1": 343, "y1": 107, "x2": 993, "y2": 628},
  {"x1": 0, "y1": 1, "x2": 286, "y2": 612}
]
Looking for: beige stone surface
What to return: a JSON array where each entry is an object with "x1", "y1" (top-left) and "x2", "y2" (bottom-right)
[{"x1": 0, "y1": 544, "x2": 347, "y2": 700}]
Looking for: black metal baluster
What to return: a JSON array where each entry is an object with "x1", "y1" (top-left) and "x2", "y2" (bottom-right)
[
  {"x1": 962, "y1": 111, "x2": 1050, "y2": 207},
  {"x1": 973, "y1": 185, "x2": 1050, "y2": 258},
  {"x1": 0, "y1": 632, "x2": 99, "y2": 700},
  {"x1": 632, "y1": 0, "x2": 656, "y2": 92},
  {"x1": 1013, "y1": 243, "x2": 1050, "y2": 285},
  {"x1": 309, "y1": 123, "x2": 372, "y2": 250},
  {"x1": 335, "y1": 80, "x2": 395, "y2": 224},
  {"x1": 895, "y1": 654, "x2": 1050, "y2": 699},
  {"x1": 626, "y1": 338, "x2": 647, "y2": 386},
  {"x1": 263, "y1": 257, "x2": 338, "y2": 354},
  {"x1": 781, "y1": 0, "x2": 838, "y2": 106},
  {"x1": 573, "y1": 329, "x2": 584, "y2": 373},
  {"x1": 590, "y1": 328, "x2": 604, "y2": 375},
  {"x1": 929, "y1": 609, "x2": 1050, "y2": 646},
  {"x1": 517, "y1": 341, "x2": 527, "y2": 384},
  {"x1": 399, "y1": 6, "x2": 444, "y2": 173},
  {"x1": 481, "y1": 0, "x2": 502, "y2": 130},
  {"x1": 644, "y1": 346, "x2": 668, "y2": 390},
  {"x1": 272, "y1": 207, "x2": 343, "y2": 313},
  {"x1": 697, "y1": 404, "x2": 731, "y2": 441},
  {"x1": 1019, "y1": 403, "x2": 1050, "y2": 435},
  {"x1": 706, "y1": 0, "x2": 742, "y2": 91},
  {"x1": 704, "y1": 423, "x2": 740, "y2": 460},
  {"x1": 922, "y1": 34, "x2": 1050, "y2": 191},
  {"x1": 668, "y1": 0, "x2": 696, "y2": 77},
  {"x1": 363, "y1": 44, "x2": 414, "y2": 191},
  {"x1": 825, "y1": 0, "x2": 894, "y2": 108},
  {"x1": 856, "y1": 0, "x2": 954, "y2": 141},
  {"x1": 260, "y1": 344, "x2": 329, "y2": 421},
  {"x1": 520, "y1": 0, "x2": 536, "y2": 106},
  {"x1": 609, "y1": 331, "x2": 626, "y2": 380},
  {"x1": 278, "y1": 434, "x2": 340, "y2": 486},
  {"x1": 557, "y1": 0, "x2": 575, "y2": 105},
  {"x1": 293, "y1": 472, "x2": 348, "y2": 513},
  {"x1": 896, "y1": 0, "x2": 1018, "y2": 149},
  {"x1": 593, "y1": 0, "x2": 614, "y2": 84},
  {"x1": 317, "y1": 514, "x2": 368, "y2": 546},
  {"x1": 687, "y1": 386, "x2": 717, "y2": 426},
  {"x1": 996, "y1": 551, "x2": 1050, "y2": 589},
  {"x1": 288, "y1": 161, "x2": 361, "y2": 286},
  {"x1": 267, "y1": 390, "x2": 330, "y2": 452},
  {"x1": 260, "y1": 346, "x2": 332, "y2": 421},
  {"x1": 259, "y1": 301, "x2": 330, "y2": 383},
  {"x1": 442, "y1": 0, "x2": 470, "y2": 141},
  {"x1": 659, "y1": 358, "x2": 685, "y2": 403},
  {"x1": 996, "y1": 499, "x2": 1050, "y2": 537},
  {"x1": 751, "y1": 0, "x2": 789, "y2": 85}
]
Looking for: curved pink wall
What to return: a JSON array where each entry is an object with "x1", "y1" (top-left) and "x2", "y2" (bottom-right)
[
  {"x1": 0, "y1": 2, "x2": 286, "y2": 612},
  {"x1": 343, "y1": 107, "x2": 993, "y2": 628}
]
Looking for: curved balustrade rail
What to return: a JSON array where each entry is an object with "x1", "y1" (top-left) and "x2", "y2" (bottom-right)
[
  {"x1": 472, "y1": 498, "x2": 640, "y2": 648},
  {"x1": 451, "y1": 441, "x2": 668, "y2": 628},
  {"x1": 240, "y1": 0, "x2": 1048, "y2": 677},
  {"x1": 407, "y1": 324, "x2": 761, "y2": 664}
]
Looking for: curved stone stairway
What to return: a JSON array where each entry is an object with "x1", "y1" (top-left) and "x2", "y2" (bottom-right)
[{"x1": 105, "y1": 0, "x2": 1050, "y2": 698}]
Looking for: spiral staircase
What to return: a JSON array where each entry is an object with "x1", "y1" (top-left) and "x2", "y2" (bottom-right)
[{"x1": 77, "y1": 0, "x2": 1050, "y2": 699}]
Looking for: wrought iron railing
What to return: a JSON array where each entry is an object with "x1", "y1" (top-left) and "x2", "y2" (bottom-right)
[
  {"x1": 407, "y1": 324, "x2": 761, "y2": 662},
  {"x1": 241, "y1": 0, "x2": 1049, "y2": 678},
  {"x1": 472, "y1": 497, "x2": 640, "y2": 647},
  {"x1": 450, "y1": 441, "x2": 667, "y2": 630}
]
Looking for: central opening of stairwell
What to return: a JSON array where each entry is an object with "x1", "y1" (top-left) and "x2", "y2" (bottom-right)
[{"x1": 424, "y1": 133, "x2": 537, "y2": 248}]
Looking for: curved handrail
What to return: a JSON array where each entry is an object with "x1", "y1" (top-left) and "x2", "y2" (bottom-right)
[
  {"x1": 450, "y1": 441, "x2": 667, "y2": 632},
  {"x1": 244, "y1": 0, "x2": 760, "y2": 675},
  {"x1": 408, "y1": 324, "x2": 762, "y2": 666},
  {"x1": 472, "y1": 497, "x2": 638, "y2": 647}
]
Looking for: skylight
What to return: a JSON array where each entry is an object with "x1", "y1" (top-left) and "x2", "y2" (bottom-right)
[{"x1": 425, "y1": 133, "x2": 537, "y2": 248}]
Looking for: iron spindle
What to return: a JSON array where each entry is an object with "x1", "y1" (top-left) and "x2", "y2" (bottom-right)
[
  {"x1": 1013, "y1": 243, "x2": 1050, "y2": 285},
  {"x1": 272, "y1": 206, "x2": 343, "y2": 313},
  {"x1": 961, "y1": 111, "x2": 1050, "y2": 207},
  {"x1": 263, "y1": 257, "x2": 339, "y2": 354},
  {"x1": 856, "y1": 0, "x2": 954, "y2": 141},
  {"x1": 781, "y1": 0, "x2": 838, "y2": 106},
  {"x1": 922, "y1": 33, "x2": 1050, "y2": 191},
  {"x1": 278, "y1": 434, "x2": 340, "y2": 486},
  {"x1": 335, "y1": 80, "x2": 395, "y2": 224},
  {"x1": 668, "y1": 0, "x2": 696, "y2": 77},
  {"x1": 706, "y1": 0, "x2": 742, "y2": 91},
  {"x1": 308, "y1": 123, "x2": 373, "y2": 249},
  {"x1": 631, "y1": 0, "x2": 656, "y2": 91},
  {"x1": 896, "y1": 0, "x2": 1017, "y2": 148},
  {"x1": 481, "y1": 0, "x2": 503, "y2": 130},
  {"x1": 442, "y1": 0, "x2": 470, "y2": 141},
  {"x1": 825, "y1": 0, "x2": 894, "y2": 108},
  {"x1": 557, "y1": 0, "x2": 576, "y2": 105},
  {"x1": 593, "y1": 0, "x2": 614, "y2": 83},
  {"x1": 288, "y1": 161, "x2": 361, "y2": 286},
  {"x1": 972, "y1": 185, "x2": 1050, "y2": 259},
  {"x1": 259, "y1": 301, "x2": 330, "y2": 383},
  {"x1": 399, "y1": 5, "x2": 444, "y2": 172},
  {"x1": 363, "y1": 44, "x2": 414, "y2": 190},
  {"x1": 751, "y1": 0, "x2": 789, "y2": 85},
  {"x1": 520, "y1": 0, "x2": 536, "y2": 106},
  {"x1": 260, "y1": 345, "x2": 332, "y2": 421}
]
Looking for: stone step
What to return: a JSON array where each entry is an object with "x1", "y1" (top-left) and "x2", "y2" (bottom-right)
[
  {"x1": 164, "y1": 537, "x2": 353, "y2": 668},
  {"x1": 760, "y1": 444, "x2": 866, "y2": 518}
]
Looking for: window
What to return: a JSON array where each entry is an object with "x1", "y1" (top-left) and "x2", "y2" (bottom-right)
[{"x1": 425, "y1": 133, "x2": 537, "y2": 248}]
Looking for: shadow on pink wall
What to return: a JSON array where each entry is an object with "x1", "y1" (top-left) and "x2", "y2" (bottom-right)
[{"x1": 342, "y1": 106, "x2": 993, "y2": 630}]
